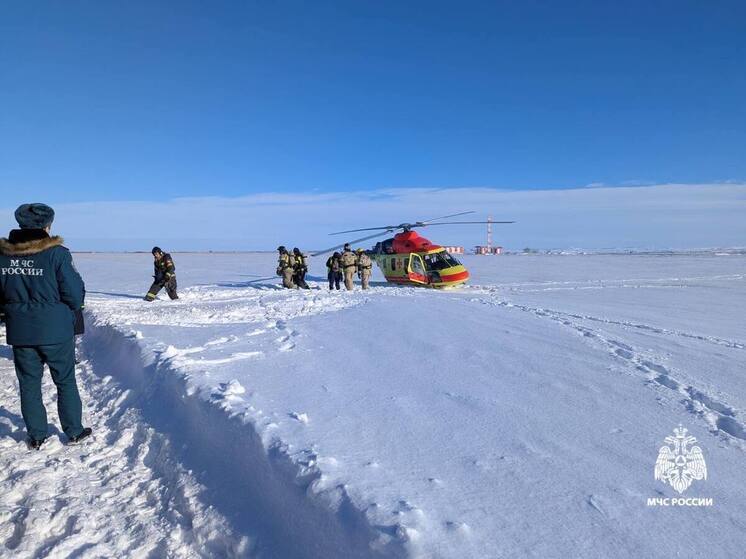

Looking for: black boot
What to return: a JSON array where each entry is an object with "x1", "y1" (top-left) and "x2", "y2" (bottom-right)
[
  {"x1": 27, "y1": 437, "x2": 47, "y2": 451},
  {"x1": 69, "y1": 427, "x2": 93, "y2": 444}
]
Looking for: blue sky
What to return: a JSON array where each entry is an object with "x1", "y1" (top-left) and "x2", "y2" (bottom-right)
[
  {"x1": 1, "y1": 1, "x2": 745, "y2": 205},
  {"x1": 1, "y1": 183, "x2": 744, "y2": 251}
]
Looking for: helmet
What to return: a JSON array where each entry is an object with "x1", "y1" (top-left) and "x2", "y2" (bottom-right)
[
  {"x1": 356, "y1": 248, "x2": 363, "y2": 253},
  {"x1": 151, "y1": 246, "x2": 163, "y2": 255},
  {"x1": 277, "y1": 245, "x2": 286, "y2": 252},
  {"x1": 293, "y1": 247, "x2": 301, "y2": 254},
  {"x1": 343, "y1": 243, "x2": 351, "y2": 250}
]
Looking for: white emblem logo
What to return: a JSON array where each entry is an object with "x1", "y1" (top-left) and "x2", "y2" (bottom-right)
[{"x1": 654, "y1": 425, "x2": 707, "y2": 494}]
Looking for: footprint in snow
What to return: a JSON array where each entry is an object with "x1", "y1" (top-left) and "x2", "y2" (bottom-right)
[
  {"x1": 445, "y1": 521, "x2": 471, "y2": 536},
  {"x1": 614, "y1": 348, "x2": 634, "y2": 359},
  {"x1": 396, "y1": 500, "x2": 416, "y2": 512},
  {"x1": 289, "y1": 412, "x2": 309, "y2": 424},
  {"x1": 212, "y1": 380, "x2": 246, "y2": 400}
]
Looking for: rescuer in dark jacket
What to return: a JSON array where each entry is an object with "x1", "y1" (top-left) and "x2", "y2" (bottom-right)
[
  {"x1": 292, "y1": 247, "x2": 310, "y2": 289},
  {"x1": 144, "y1": 247, "x2": 178, "y2": 301},
  {"x1": 326, "y1": 252, "x2": 343, "y2": 290},
  {"x1": 0, "y1": 203, "x2": 91, "y2": 449}
]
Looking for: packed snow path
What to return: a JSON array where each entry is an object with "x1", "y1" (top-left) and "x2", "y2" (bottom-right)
[
  {"x1": 1, "y1": 253, "x2": 745, "y2": 558},
  {"x1": 0, "y1": 339, "x2": 250, "y2": 558}
]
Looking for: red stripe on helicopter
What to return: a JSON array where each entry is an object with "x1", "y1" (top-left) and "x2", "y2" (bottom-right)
[
  {"x1": 439, "y1": 270, "x2": 469, "y2": 283},
  {"x1": 385, "y1": 271, "x2": 469, "y2": 284}
]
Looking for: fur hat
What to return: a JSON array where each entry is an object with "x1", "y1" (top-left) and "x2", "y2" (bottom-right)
[{"x1": 15, "y1": 203, "x2": 55, "y2": 229}]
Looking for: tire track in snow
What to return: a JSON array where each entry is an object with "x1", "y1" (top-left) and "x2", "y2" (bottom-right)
[
  {"x1": 0, "y1": 340, "x2": 251, "y2": 558},
  {"x1": 466, "y1": 296, "x2": 746, "y2": 444}
]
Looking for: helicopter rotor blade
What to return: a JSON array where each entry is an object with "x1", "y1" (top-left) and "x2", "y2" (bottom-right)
[
  {"x1": 417, "y1": 220, "x2": 515, "y2": 226},
  {"x1": 329, "y1": 212, "x2": 483, "y2": 235},
  {"x1": 311, "y1": 230, "x2": 393, "y2": 257},
  {"x1": 419, "y1": 211, "x2": 475, "y2": 224},
  {"x1": 329, "y1": 226, "x2": 399, "y2": 236}
]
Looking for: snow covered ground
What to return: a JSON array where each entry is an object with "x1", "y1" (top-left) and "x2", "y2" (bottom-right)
[{"x1": 1, "y1": 252, "x2": 745, "y2": 558}]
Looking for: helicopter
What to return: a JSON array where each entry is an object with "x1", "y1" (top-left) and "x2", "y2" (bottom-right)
[{"x1": 313, "y1": 212, "x2": 514, "y2": 288}]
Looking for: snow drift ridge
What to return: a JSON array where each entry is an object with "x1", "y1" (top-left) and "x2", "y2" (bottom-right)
[{"x1": 82, "y1": 317, "x2": 407, "y2": 559}]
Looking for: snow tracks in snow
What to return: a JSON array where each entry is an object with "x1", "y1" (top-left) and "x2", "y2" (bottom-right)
[{"x1": 468, "y1": 292, "x2": 746, "y2": 445}]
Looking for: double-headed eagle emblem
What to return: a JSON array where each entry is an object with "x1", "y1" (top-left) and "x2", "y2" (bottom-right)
[{"x1": 654, "y1": 425, "x2": 707, "y2": 493}]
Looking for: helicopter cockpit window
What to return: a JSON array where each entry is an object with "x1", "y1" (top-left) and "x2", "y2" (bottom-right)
[{"x1": 424, "y1": 251, "x2": 460, "y2": 271}]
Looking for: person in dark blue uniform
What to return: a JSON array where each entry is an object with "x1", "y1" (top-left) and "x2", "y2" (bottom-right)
[{"x1": 0, "y1": 203, "x2": 92, "y2": 449}]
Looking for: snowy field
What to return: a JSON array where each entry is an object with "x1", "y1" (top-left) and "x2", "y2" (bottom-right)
[{"x1": 1, "y1": 252, "x2": 745, "y2": 558}]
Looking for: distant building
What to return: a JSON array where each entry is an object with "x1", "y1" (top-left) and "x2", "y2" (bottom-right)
[
  {"x1": 443, "y1": 246, "x2": 464, "y2": 254},
  {"x1": 474, "y1": 245, "x2": 503, "y2": 255}
]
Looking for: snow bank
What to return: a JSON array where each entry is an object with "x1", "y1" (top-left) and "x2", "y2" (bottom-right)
[{"x1": 82, "y1": 320, "x2": 404, "y2": 558}]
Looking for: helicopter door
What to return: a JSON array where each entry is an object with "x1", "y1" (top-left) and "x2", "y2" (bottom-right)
[{"x1": 407, "y1": 254, "x2": 428, "y2": 284}]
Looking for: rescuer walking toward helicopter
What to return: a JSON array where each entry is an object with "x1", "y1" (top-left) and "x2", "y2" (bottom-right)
[
  {"x1": 277, "y1": 246, "x2": 297, "y2": 289},
  {"x1": 340, "y1": 243, "x2": 358, "y2": 290},
  {"x1": 293, "y1": 247, "x2": 310, "y2": 289},
  {"x1": 357, "y1": 248, "x2": 372, "y2": 289},
  {"x1": 326, "y1": 252, "x2": 342, "y2": 290}
]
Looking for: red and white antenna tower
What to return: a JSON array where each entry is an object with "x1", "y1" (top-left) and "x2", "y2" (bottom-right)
[{"x1": 487, "y1": 215, "x2": 493, "y2": 252}]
